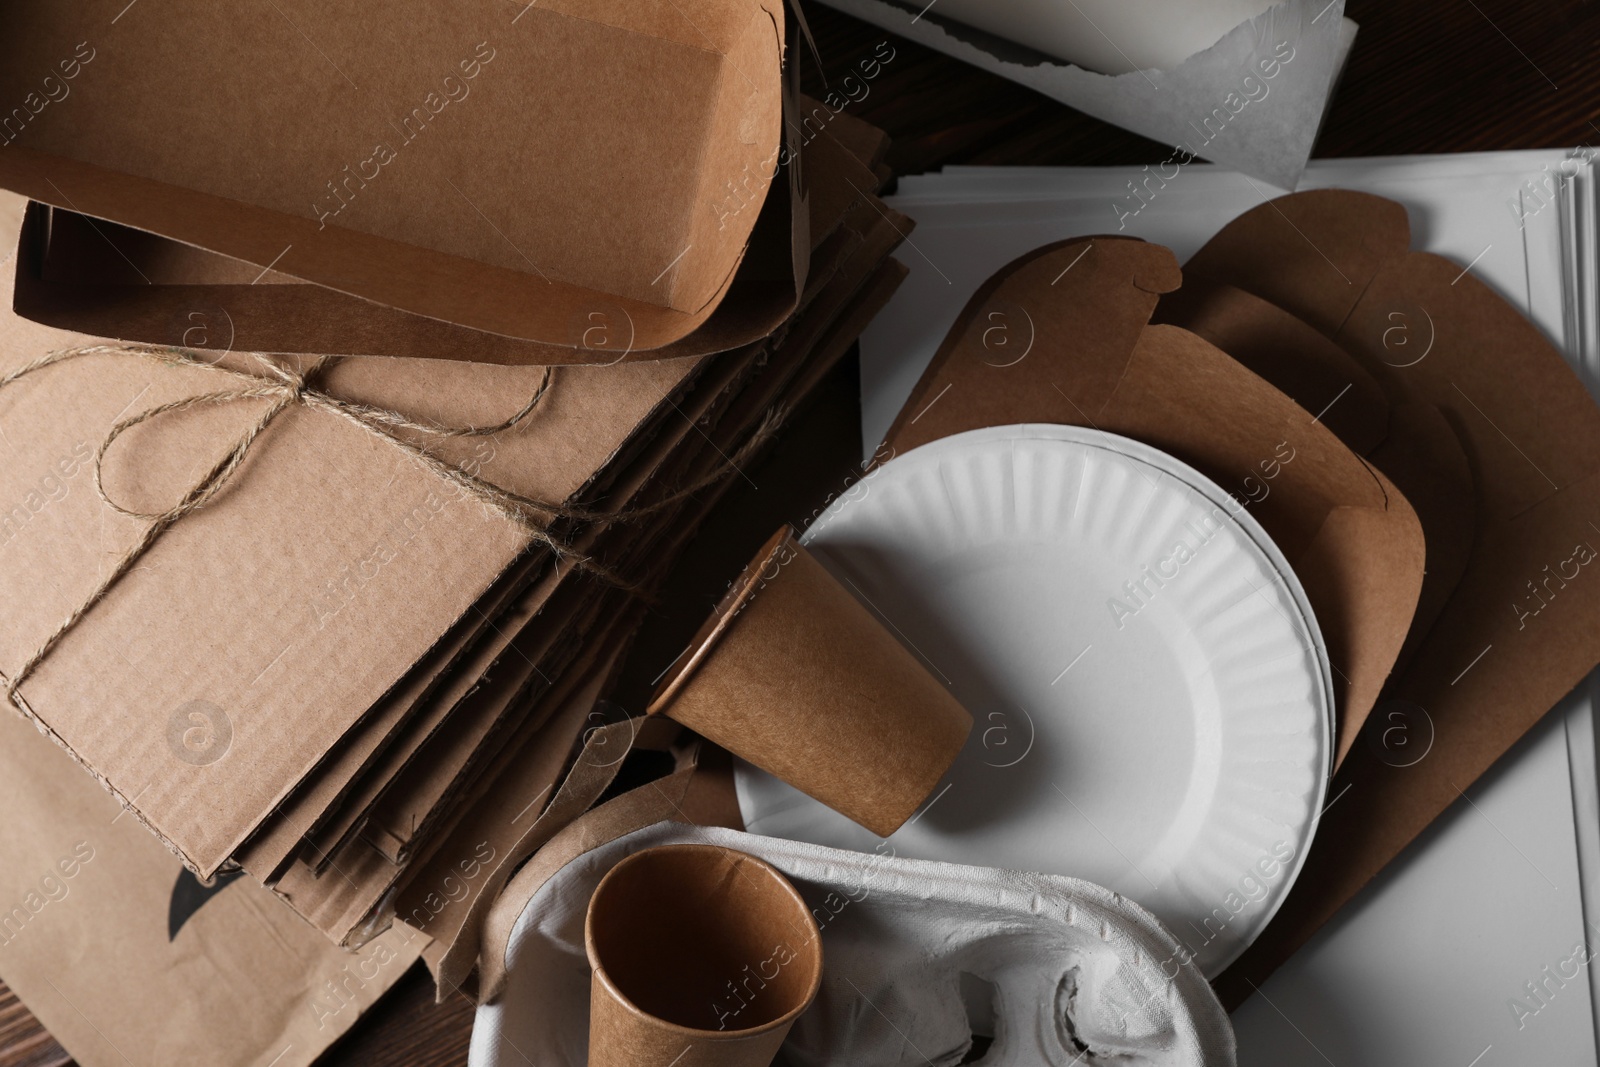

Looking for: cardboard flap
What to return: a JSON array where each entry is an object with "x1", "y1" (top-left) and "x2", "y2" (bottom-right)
[
  {"x1": 1293, "y1": 486, "x2": 1426, "y2": 759},
  {"x1": 1106, "y1": 324, "x2": 1392, "y2": 555},
  {"x1": 1154, "y1": 276, "x2": 1391, "y2": 455},
  {"x1": 1339, "y1": 253, "x2": 1600, "y2": 515},
  {"x1": 881, "y1": 237, "x2": 1181, "y2": 454},
  {"x1": 1155, "y1": 272, "x2": 1477, "y2": 680},
  {"x1": 1363, "y1": 399, "x2": 1478, "y2": 675},
  {"x1": 881, "y1": 238, "x2": 1426, "y2": 768},
  {"x1": 1181, "y1": 189, "x2": 1410, "y2": 334},
  {"x1": 0, "y1": 0, "x2": 785, "y2": 352}
]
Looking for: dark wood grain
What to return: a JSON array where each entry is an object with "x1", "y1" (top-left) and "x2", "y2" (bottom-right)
[{"x1": 4, "y1": 0, "x2": 1598, "y2": 1063}]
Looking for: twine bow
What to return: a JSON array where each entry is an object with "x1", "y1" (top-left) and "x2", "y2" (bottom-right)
[{"x1": 0, "y1": 343, "x2": 631, "y2": 711}]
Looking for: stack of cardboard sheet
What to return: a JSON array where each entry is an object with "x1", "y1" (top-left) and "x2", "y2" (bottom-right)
[{"x1": 0, "y1": 0, "x2": 911, "y2": 1047}]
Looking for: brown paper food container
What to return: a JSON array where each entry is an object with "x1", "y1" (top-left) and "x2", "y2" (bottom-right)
[
  {"x1": 1170, "y1": 189, "x2": 1600, "y2": 1007},
  {"x1": 647, "y1": 526, "x2": 974, "y2": 838},
  {"x1": 584, "y1": 843, "x2": 822, "y2": 1067},
  {"x1": 3, "y1": 88, "x2": 898, "y2": 367},
  {"x1": 881, "y1": 236, "x2": 1427, "y2": 769},
  {"x1": 0, "y1": 0, "x2": 787, "y2": 362}
]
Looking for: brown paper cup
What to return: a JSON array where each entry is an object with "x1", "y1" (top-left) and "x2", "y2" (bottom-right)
[
  {"x1": 584, "y1": 844, "x2": 823, "y2": 1067},
  {"x1": 648, "y1": 526, "x2": 973, "y2": 837}
]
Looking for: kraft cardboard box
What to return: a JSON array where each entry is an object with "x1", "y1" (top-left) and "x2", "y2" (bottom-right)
[
  {"x1": 1179, "y1": 190, "x2": 1600, "y2": 1005},
  {"x1": 0, "y1": 0, "x2": 792, "y2": 362}
]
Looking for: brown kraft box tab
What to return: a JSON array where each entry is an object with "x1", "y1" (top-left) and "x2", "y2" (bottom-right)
[{"x1": 0, "y1": 0, "x2": 787, "y2": 361}]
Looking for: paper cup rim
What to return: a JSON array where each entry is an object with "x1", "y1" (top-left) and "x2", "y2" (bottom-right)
[
  {"x1": 645, "y1": 526, "x2": 796, "y2": 718},
  {"x1": 583, "y1": 842, "x2": 824, "y2": 1041}
]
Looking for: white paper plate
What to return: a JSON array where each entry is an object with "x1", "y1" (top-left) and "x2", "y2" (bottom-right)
[{"x1": 735, "y1": 424, "x2": 1332, "y2": 976}]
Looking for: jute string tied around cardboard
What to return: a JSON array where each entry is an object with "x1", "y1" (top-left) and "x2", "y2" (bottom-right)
[{"x1": 0, "y1": 343, "x2": 777, "y2": 715}]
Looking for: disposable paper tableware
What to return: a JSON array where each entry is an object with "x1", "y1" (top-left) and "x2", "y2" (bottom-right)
[
  {"x1": 0, "y1": 0, "x2": 787, "y2": 361},
  {"x1": 738, "y1": 424, "x2": 1334, "y2": 977},
  {"x1": 880, "y1": 235, "x2": 1425, "y2": 767},
  {"x1": 648, "y1": 526, "x2": 973, "y2": 838},
  {"x1": 584, "y1": 843, "x2": 823, "y2": 1067}
]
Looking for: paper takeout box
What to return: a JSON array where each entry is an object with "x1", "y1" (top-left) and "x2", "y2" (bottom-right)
[
  {"x1": 0, "y1": 0, "x2": 789, "y2": 362},
  {"x1": 1173, "y1": 190, "x2": 1600, "y2": 1005},
  {"x1": 881, "y1": 235, "x2": 1426, "y2": 766}
]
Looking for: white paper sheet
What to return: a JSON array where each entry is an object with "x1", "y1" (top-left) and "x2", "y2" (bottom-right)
[
  {"x1": 927, "y1": 0, "x2": 1279, "y2": 75},
  {"x1": 813, "y1": 0, "x2": 1356, "y2": 188}
]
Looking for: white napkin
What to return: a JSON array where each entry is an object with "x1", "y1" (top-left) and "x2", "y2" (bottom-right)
[{"x1": 470, "y1": 822, "x2": 1235, "y2": 1066}]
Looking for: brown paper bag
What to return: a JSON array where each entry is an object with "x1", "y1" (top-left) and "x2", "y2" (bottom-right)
[{"x1": 0, "y1": 687, "x2": 422, "y2": 1067}]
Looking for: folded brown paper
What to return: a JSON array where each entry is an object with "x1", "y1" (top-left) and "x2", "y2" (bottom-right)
[
  {"x1": 585, "y1": 843, "x2": 823, "y2": 1067},
  {"x1": 0, "y1": 0, "x2": 787, "y2": 359},
  {"x1": 413, "y1": 250, "x2": 912, "y2": 994},
  {"x1": 1179, "y1": 190, "x2": 1600, "y2": 1006},
  {"x1": 881, "y1": 236, "x2": 1426, "y2": 766},
  {"x1": 649, "y1": 526, "x2": 974, "y2": 837}
]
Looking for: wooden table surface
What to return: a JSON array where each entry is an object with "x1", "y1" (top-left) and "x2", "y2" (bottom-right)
[{"x1": 4, "y1": 0, "x2": 1598, "y2": 1063}]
